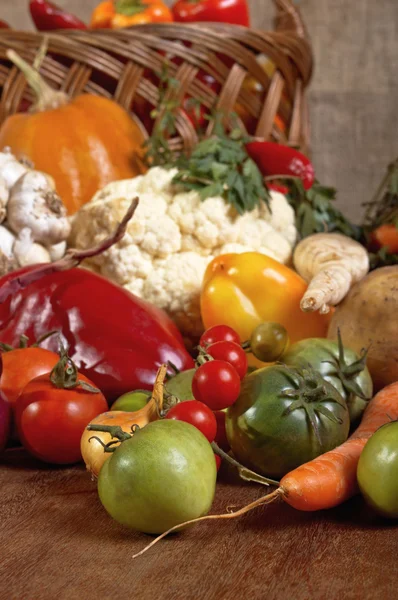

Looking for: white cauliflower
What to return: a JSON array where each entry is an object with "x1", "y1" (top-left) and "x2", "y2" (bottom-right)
[{"x1": 70, "y1": 167, "x2": 297, "y2": 339}]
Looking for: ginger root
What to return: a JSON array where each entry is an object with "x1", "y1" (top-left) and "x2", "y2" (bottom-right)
[{"x1": 294, "y1": 233, "x2": 369, "y2": 314}]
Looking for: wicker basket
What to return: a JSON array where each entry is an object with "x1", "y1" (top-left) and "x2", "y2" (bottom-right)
[{"x1": 0, "y1": 0, "x2": 313, "y2": 155}]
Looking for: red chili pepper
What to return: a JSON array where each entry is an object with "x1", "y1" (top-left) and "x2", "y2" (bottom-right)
[
  {"x1": 0, "y1": 20, "x2": 10, "y2": 29},
  {"x1": 246, "y1": 141, "x2": 315, "y2": 191},
  {"x1": 267, "y1": 183, "x2": 289, "y2": 195},
  {"x1": 29, "y1": 0, "x2": 87, "y2": 31},
  {"x1": 172, "y1": 0, "x2": 250, "y2": 26}
]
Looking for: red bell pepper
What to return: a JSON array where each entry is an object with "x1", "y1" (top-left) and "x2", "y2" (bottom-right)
[
  {"x1": 172, "y1": 0, "x2": 250, "y2": 27},
  {"x1": 0, "y1": 20, "x2": 10, "y2": 29},
  {"x1": 246, "y1": 141, "x2": 315, "y2": 191},
  {"x1": 0, "y1": 201, "x2": 193, "y2": 402},
  {"x1": 29, "y1": 0, "x2": 87, "y2": 31}
]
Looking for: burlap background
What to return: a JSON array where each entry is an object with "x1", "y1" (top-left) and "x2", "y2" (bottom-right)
[{"x1": 1, "y1": 0, "x2": 397, "y2": 222}]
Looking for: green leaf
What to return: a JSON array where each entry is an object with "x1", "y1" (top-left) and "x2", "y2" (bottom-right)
[
  {"x1": 211, "y1": 162, "x2": 229, "y2": 181},
  {"x1": 199, "y1": 183, "x2": 225, "y2": 200}
]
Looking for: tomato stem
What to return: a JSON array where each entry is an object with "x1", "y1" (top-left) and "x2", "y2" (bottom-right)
[
  {"x1": 212, "y1": 442, "x2": 279, "y2": 487},
  {"x1": 50, "y1": 342, "x2": 99, "y2": 393}
]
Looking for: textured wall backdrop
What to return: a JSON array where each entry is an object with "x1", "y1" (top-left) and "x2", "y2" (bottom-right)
[{"x1": 1, "y1": 0, "x2": 397, "y2": 221}]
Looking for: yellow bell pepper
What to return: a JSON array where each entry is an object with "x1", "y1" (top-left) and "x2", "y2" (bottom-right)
[{"x1": 201, "y1": 253, "x2": 330, "y2": 364}]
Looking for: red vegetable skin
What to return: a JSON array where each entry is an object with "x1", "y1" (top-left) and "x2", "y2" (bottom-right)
[
  {"x1": 166, "y1": 400, "x2": 217, "y2": 443},
  {"x1": 1, "y1": 347, "x2": 59, "y2": 409},
  {"x1": 0, "y1": 267, "x2": 193, "y2": 402},
  {"x1": 16, "y1": 373, "x2": 108, "y2": 464},
  {"x1": 0, "y1": 20, "x2": 10, "y2": 29},
  {"x1": 214, "y1": 410, "x2": 230, "y2": 451},
  {"x1": 192, "y1": 360, "x2": 241, "y2": 411},
  {"x1": 172, "y1": 0, "x2": 250, "y2": 26},
  {"x1": 246, "y1": 141, "x2": 315, "y2": 191},
  {"x1": 200, "y1": 325, "x2": 241, "y2": 347},
  {"x1": 206, "y1": 341, "x2": 248, "y2": 380},
  {"x1": 29, "y1": 0, "x2": 87, "y2": 31},
  {"x1": 215, "y1": 454, "x2": 222, "y2": 471},
  {"x1": 0, "y1": 357, "x2": 10, "y2": 452}
]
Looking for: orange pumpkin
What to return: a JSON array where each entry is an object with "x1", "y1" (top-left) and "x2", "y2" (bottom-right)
[{"x1": 0, "y1": 50, "x2": 147, "y2": 214}]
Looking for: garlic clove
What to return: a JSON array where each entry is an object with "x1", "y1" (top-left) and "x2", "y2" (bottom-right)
[
  {"x1": 0, "y1": 224, "x2": 16, "y2": 257},
  {"x1": 47, "y1": 240, "x2": 67, "y2": 262},
  {"x1": 7, "y1": 170, "x2": 71, "y2": 245},
  {"x1": 0, "y1": 148, "x2": 29, "y2": 190},
  {"x1": 0, "y1": 176, "x2": 8, "y2": 223},
  {"x1": 13, "y1": 227, "x2": 51, "y2": 267}
]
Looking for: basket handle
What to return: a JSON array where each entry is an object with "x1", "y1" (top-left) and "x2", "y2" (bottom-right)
[{"x1": 273, "y1": 0, "x2": 308, "y2": 38}]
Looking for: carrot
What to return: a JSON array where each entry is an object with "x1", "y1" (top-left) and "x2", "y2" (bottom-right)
[
  {"x1": 133, "y1": 382, "x2": 398, "y2": 558},
  {"x1": 281, "y1": 381, "x2": 398, "y2": 511}
]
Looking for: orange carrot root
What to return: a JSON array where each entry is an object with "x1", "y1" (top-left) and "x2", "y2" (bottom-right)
[{"x1": 133, "y1": 488, "x2": 284, "y2": 559}]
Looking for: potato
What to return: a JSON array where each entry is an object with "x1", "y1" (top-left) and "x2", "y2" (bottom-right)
[{"x1": 328, "y1": 266, "x2": 398, "y2": 391}]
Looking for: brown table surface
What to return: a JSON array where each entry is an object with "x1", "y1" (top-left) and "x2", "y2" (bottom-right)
[{"x1": 1, "y1": 447, "x2": 397, "y2": 600}]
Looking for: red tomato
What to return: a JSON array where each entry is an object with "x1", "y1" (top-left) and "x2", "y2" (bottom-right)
[
  {"x1": 0, "y1": 348, "x2": 60, "y2": 409},
  {"x1": 16, "y1": 374, "x2": 108, "y2": 464},
  {"x1": 206, "y1": 341, "x2": 248, "y2": 379},
  {"x1": 200, "y1": 325, "x2": 241, "y2": 348},
  {"x1": 166, "y1": 400, "x2": 217, "y2": 443},
  {"x1": 192, "y1": 360, "x2": 241, "y2": 411},
  {"x1": 214, "y1": 410, "x2": 230, "y2": 451}
]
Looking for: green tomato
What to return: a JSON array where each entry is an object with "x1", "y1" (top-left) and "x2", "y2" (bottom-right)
[
  {"x1": 282, "y1": 336, "x2": 373, "y2": 425},
  {"x1": 226, "y1": 364, "x2": 349, "y2": 479},
  {"x1": 357, "y1": 422, "x2": 398, "y2": 518},
  {"x1": 110, "y1": 390, "x2": 150, "y2": 412},
  {"x1": 249, "y1": 322, "x2": 289, "y2": 363},
  {"x1": 98, "y1": 419, "x2": 217, "y2": 534},
  {"x1": 165, "y1": 369, "x2": 195, "y2": 401}
]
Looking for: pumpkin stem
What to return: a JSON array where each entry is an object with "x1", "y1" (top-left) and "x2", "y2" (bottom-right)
[{"x1": 6, "y1": 48, "x2": 69, "y2": 112}]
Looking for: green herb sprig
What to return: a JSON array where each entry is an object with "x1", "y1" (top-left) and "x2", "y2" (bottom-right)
[
  {"x1": 286, "y1": 179, "x2": 363, "y2": 240},
  {"x1": 173, "y1": 118, "x2": 270, "y2": 214}
]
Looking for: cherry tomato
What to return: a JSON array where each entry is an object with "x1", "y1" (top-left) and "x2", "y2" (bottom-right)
[
  {"x1": 215, "y1": 454, "x2": 222, "y2": 471},
  {"x1": 249, "y1": 322, "x2": 289, "y2": 363},
  {"x1": 192, "y1": 360, "x2": 241, "y2": 411},
  {"x1": 16, "y1": 373, "x2": 108, "y2": 464},
  {"x1": 200, "y1": 325, "x2": 241, "y2": 348},
  {"x1": 165, "y1": 400, "x2": 217, "y2": 443},
  {"x1": 206, "y1": 341, "x2": 248, "y2": 379},
  {"x1": 0, "y1": 348, "x2": 59, "y2": 410},
  {"x1": 214, "y1": 410, "x2": 230, "y2": 451}
]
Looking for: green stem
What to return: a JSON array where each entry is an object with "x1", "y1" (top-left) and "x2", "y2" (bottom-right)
[
  {"x1": 212, "y1": 442, "x2": 279, "y2": 487},
  {"x1": 87, "y1": 424, "x2": 133, "y2": 442},
  {"x1": 6, "y1": 48, "x2": 68, "y2": 112}
]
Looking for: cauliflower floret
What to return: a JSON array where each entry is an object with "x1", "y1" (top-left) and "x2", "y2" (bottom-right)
[
  {"x1": 143, "y1": 252, "x2": 212, "y2": 338},
  {"x1": 71, "y1": 167, "x2": 297, "y2": 341},
  {"x1": 135, "y1": 166, "x2": 177, "y2": 197},
  {"x1": 168, "y1": 191, "x2": 239, "y2": 251},
  {"x1": 259, "y1": 191, "x2": 298, "y2": 247}
]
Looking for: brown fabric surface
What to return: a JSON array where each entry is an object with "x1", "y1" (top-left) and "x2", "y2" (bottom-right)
[{"x1": 2, "y1": 0, "x2": 398, "y2": 221}]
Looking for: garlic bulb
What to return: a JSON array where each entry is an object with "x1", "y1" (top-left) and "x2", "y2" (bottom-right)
[
  {"x1": 7, "y1": 170, "x2": 71, "y2": 245},
  {"x1": 48, "y1": 240, "x2": 67, "y2": 262},
  {"x1": 0, "y1": 148, "x2": 28, "y2": 190},
  {"x1": 0, "y1": 176, "x2": 9, "y2": 223},
  {"x1": 0, "y1": 224, "x2": 16, "y2": 257},
  {"x1": 0, "y1": 250, "x2": 17, "y2": 277},
  {"x1": 13, "y1": 227, "x2": 51, "y2": 267}
]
